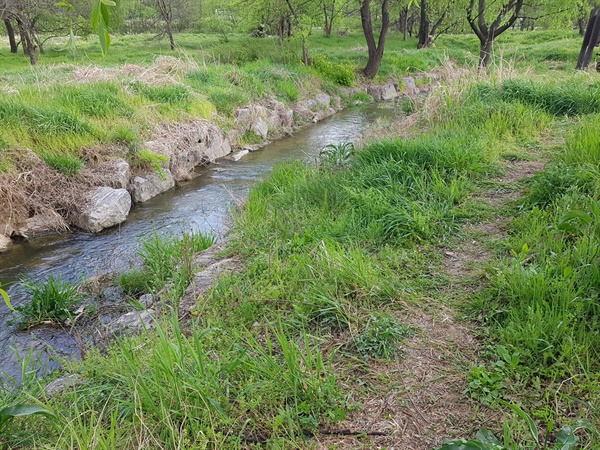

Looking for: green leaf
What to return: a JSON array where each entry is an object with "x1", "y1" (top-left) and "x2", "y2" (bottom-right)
[
  {"x1": 475, "y1": 429, "x2": 502, "y2": 445},
  {"x1": 0, "y1": 404, "x2": 54, "y2": 420},
  {"x1": 101, "y1": 0, "x2": 116, "y2": 5},
  {"x1": 436, "y1": 439, "x2": 503, "y2": 450},
  {"x1": 555, "y1": 425, "x2": 578, "y2": 450},
  {"x1": 1, "y1": 287, "x2": 13, "y2": 311},
  {"x1": 90, "y1": 0, "x2": 101, "y2": 29},
  {"x1": 100, "y1": 2, "x2": 110, "y2": 28},
  {"x1": 502, "y1": 402, "x2": 539, "y2": 446},
  {"x1": 209, "y1": 398, "x2": 229, "y2": 421}
]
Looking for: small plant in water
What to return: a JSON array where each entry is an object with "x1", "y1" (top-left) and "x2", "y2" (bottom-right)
[
  {"x1": 12, "y1": 274, "x2": 82, "y2": 328},
  {"x1": 319, "y1": 142, "x2": 354, "y2": 167}
]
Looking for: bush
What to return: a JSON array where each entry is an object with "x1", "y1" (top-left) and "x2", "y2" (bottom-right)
[
  {"x1": 311, "y1": 54, "x2": 354, "y2": 86},
  {"x1": 41, "y1": 151, "x2": 84, "y2": 176}
]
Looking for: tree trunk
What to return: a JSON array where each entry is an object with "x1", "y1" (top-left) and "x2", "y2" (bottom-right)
[
  {"x1": 302, "y1": 38, "x2": 309, "y2": 65},
  {"x1": 16, "y1": 17, "x2": 37, "y2": 65},
  {"x1": 577, "y1": 9, "x2": 600, "y2": 69},
  {"x1": 360, "y1": 0, "x2": 390, "y2": 79},
  {"x1": 417, "y1": 0, "x2": 430, "y2": 49},
  {"x1": 167, "y1": 22, "x2": 175, "y2": 50},
  {"x1": 402, "y1": 7, "x2": 408, "y2": 41},
  {"x1": 323, "y1": 5, "x2": 333, "y2": 37},
  {"x1": 478, "y1": 37, "x2": 493, "y2": 70},
  {"x1": 4, "y1": 19, "x2": 18, "y2": 53}
]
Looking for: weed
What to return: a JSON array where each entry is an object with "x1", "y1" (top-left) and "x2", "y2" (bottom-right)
[
  {"x1": 133, "y1": 148, "x2": 169, "y2": 178},
  {"x1": 12, "y1": 275, "x2": 82, "y2": 328},
  {"x1": 351, "y1": 313, "x2": 411, "y2": 359},
  {"x1": 131, "y1": 81, "x2": 190, "y2": 105}
]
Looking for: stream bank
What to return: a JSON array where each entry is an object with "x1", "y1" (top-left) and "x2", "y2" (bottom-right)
[
  {"x1": 0, "y1": 102, "x2": 403, "y2": 383},
  {"x1": 0, "y1": 77, "x2": 423, "y2": 254}
]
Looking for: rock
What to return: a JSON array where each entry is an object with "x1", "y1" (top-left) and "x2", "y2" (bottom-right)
[
  {"x1": 251, "y1": 117, "x2": 269, "y2": 139},
  {"x1": 180, "y1": 257, "x2": 239, "y2": 318},
  {"x1": 18, "y1": 210, "x2": 68, "y2": 237},
  {"x1": 109, "y1": 309, "x2": 155, "y2": 334},
  {"x1": 0, "y1": 235, "x2": 11, "y2": 253},
  {"x1": 83, "y1": 159, "x2": 130, "y2": 189},
  {"x1": 146, "y1": 121, "x2": 232, "y2": 182},
  {"x1": 331, "y1": 95, "x2": 343, "y2": 110},
  {"x1": 315, "y1": 93, "x2": 331, "y2": 107},
  {"x1": 312, "y1": 108, "x2": 336, "y2": 123},
  {"x1": 380, "y1": 83, "x2": 399, "y2": 100},
  {"x1": 139, "y1": 294, "x2": 153, "y2": 308},
  {"x1": 234, "y1": 108, "x2": 252, "y2": 128},
  {"x1": 129, "y1": 169, "x2": 175, "y2": 203},
  {"x1": 44, "y1": 374, "x2": 84, "y2": 397},
  {"x1": 230, "y1": 150, "x2": 249, "y2": 161},
  {"x1": 73, "y1": 187, "x2": 132, "y2": 233},
  {"x1": 367, "y1": 85, "x2": 383, "y2": 102},
  {"x1": 403, "y1": 76, "x2": 421, "y2": 96},
  {"x1": 279, "y1": 108, "x2": 294, "y2": 128}
]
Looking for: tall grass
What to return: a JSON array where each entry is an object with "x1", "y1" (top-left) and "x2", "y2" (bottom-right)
[{"x1": 479, "y1": 113, "x2": 600, "y2": 377}]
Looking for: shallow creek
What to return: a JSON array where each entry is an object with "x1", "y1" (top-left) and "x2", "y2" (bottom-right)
[{"x1": 0, "y1": 103, "x2": 398, "y2": 383}]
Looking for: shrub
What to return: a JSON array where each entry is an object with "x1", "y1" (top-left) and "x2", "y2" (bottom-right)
[
  {"x1": 311, "y1": 54, "x2": 354, "y2": 86},
  {"x1": 131, "y1": 82, "x2": 190, "y2": 104}
]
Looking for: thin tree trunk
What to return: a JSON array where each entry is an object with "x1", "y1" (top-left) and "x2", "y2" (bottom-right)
[
  {"x1": 4, "y1": 19, "x2": 18, "y2": 53},
  {"x1": 417, "y1": 0, "x2": 430, "y2": 48},
  {"x1": 167, "y1": 22, "x2": 175, "y2": 50},
  {"x1": 479, "y1": 37, "x2": 493, "y2": 70},
  {"x1": 16, "y1": 17, "x2": 37, "y2": 65},
  {"x1": 361, "y1": 0, "x2": 390, "y2": 79}
]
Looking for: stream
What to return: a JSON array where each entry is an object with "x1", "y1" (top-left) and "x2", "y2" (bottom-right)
[{"x1": 0, "y1": 103, "x2": 398, "y2": 384}]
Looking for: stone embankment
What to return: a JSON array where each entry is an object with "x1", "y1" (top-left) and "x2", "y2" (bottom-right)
[{"x1": 0, "y1": 79, "x2": 420, "y2": 252}]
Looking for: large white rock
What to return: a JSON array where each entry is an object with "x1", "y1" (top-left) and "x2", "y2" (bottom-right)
[
  {"x1": 0, "y1": 235, "x2": 11, "y2": 253},
  {"x1": 367, "y1": 83, "x2": 398, "y2": 102},
  {"x1": 82, "y1": 159, "x2": 131, "y2": 189},
  {"x1": 74, "y1": 187, "x2": 131, "y2": 233},
  {"x1": 315, "y1": 93, "x2": 331, "y2": 107},
  {"x1": 129, "y1": 169, "x2": 175, "y2": 203}
]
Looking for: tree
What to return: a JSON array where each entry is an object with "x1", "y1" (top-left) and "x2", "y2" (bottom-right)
[
  {"x1": 417, "y1": 0, "x2": 462, "y2": 48},
  {"x1": 360, "y1": 0, "x2": 390, "y2": 78},
  {"x1": 466, "y1": 0, "x2": 524, "y2": 70},
  {"x1": 3, "y1": 18, "x2": 17, "y2": 53}
]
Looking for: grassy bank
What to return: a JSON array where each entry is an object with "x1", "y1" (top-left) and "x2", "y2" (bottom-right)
[
  {"x1": 0, "y1": 30, "x2": 583, "y2": 175},
  {"x1": 3, "y1": 62, "x2": 599, "y2": 448}
]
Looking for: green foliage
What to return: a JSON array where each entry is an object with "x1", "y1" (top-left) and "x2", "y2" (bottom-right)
[
  {"x1": 131, "y1": 82, "x2": 190, "y2": 104},
  {"x1": 0, "y1": 283, "x2": 14, "y2": 311},
  {"x1": 126, "y1": 230, "x2": 215, "y2": 300},
  {"x1": 12, "y1": 275, "x2": 82, "y2": 328},
  {"x1": 59, "y1": 84, "x2": 132, "y2": 118},
  {"x1": 437, "y1": 404, "x2": 598, "y2": 450},
  {"x1": 134, "y1": 148, "x2": 169, "y2": 178},
  {"x1": 41, "y1": 151, "x2": 84, "y2": 176},
  {"x1": 311, "y1": 54, "x2": 354, "y2": 86},
  {"x1": 0, "y1": 404, "x2": 54, "y2": 432},
  {"x1": 351, "y1": 313, "x2": 411, "y2": 359},
  {"x1": 275, "y1": 79, "x2": 300, "y2": 102},
  {"x1": 319, "y1": 142, "x2": 354, "y2": 167}
]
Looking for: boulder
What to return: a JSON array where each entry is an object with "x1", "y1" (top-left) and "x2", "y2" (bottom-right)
[
  {"x1": 230, "y1": 150, "x2": 249, "y2": 161},
  {"x1": 251, "y1": 117, "x2": 269, "y2": 139},
  {"x1": 83, "y1": 159, "x2": 130, "y2": 189},
  {"x1": 139, "y1": 294, "x2": 153, "y2": 308},
  {"x1": 146, "y1": 121, "x2": 231, "y2": 182},
  {"x1": 0, "y1": 235, "x2": 11, "y2": 253},
  {"x1": 129, "y1": 169, "x2": 175, "y2": 203},
  {"x1": 381, "y1": 83, "x2": 399, "y2": 100},
  {"x1": 312, "y1": 107, "x2": 336, "y2": 123},
  {"x1": 17, "y1": 210, "x2": 68, "y2": 237},
  {"x1": 315, "y1": 93, "x2": 331, "y2": 107},
  {"x1": 279, "y1": 108, "x2": 294, "y2": 128},
  {"x1": 108, "y1": 309, "x2": 155, "y2": 334},
  {"x1": 402, "y1": 76, "x2": 421, "y2": 96},
  {"x1": 45, "y1": 374, "x2": 84, "y2": 397},
  {"x1": 234, "y1": 108, "x2": 252, "y2": 128},
  {"x1": 73, "y1": 187, "x2": 131, "y2": 233}
]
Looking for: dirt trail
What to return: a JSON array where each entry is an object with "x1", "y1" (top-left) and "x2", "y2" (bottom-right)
[{"x1": 316, "y1": 158, "x2": 547, "y2": 450}]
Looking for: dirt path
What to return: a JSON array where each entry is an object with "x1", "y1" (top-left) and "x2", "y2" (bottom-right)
[{"x1": 315, "y1": 158, "x2": 548, "y2": 450}]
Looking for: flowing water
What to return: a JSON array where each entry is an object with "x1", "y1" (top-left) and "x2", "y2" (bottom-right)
[{"x1": 0, "y1": 103, "x2": 397, "y2": 383}]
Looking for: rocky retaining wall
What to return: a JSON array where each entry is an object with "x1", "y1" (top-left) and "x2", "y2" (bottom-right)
[{"x1": 0, "y1": 78, "x2": 422, "y2": 252}]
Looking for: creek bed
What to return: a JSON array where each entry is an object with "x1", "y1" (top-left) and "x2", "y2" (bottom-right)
[{"x1": 0, "y1": 103, "x2": 398, "y2": 383}]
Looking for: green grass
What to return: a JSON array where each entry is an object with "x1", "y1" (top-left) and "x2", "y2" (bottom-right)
[{"x1": 10, "y1": 275, "x2": 82, "y2": 329}]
